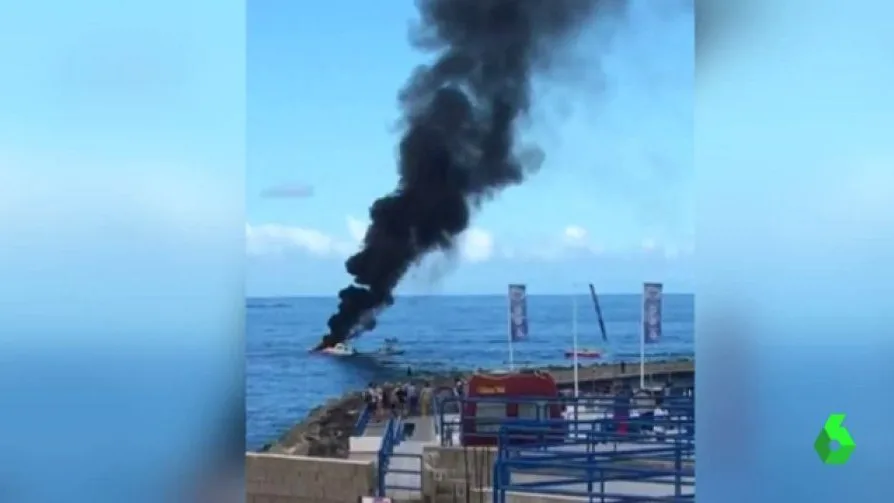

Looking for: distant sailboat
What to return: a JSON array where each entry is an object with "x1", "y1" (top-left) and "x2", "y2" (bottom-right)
[
  {"x1": 564, "y1": 284, "x2": 607, "y2": 359},
  {"x1": 376, "y1": 337, "x2": 405, "y2": 355},
  {"x1": 588, "y1": 283, "x2": 609, "y2": 342},
  {"x1": 564, "y1": 347, "x2": 602, "y2": 358}
]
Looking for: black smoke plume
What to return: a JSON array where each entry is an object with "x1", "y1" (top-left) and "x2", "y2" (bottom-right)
[{"x1": 315, "y1": 0, "x2": 609, "y2": 350}]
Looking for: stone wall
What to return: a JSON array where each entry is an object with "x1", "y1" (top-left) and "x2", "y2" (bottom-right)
[
  {"x1": 421, "y1": 445, "x2": 497, "y2": 503},
  {"x1": 419, "y1": 444, "x2": 578, "y2": 501},
  {"x1": 245, "y1": 452, "x2": 376, "y2": 503}
]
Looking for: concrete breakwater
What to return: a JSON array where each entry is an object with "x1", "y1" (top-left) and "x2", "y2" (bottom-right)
[
  {"x1": 259, "y1": 393, "x2": 366, "y2": 457},
  {"x1": 549, "y1": 359, "x2": 694, "y2": 387},
  {"x1": 258, "y1": 359, "x2": 694, "y2": 458}
]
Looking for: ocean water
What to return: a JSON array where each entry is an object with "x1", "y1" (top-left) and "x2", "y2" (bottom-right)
[{"x1": 245, "y1": 294, "x2": 694, "y2": 449}]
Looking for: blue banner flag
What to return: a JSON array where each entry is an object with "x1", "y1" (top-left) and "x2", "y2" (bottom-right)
[
  {"x1": 508, "y1": 284, "x2": 528, "y2": 341},
  {"x1": 642, "y1": 282, "x2": 663, "y2": 343}
]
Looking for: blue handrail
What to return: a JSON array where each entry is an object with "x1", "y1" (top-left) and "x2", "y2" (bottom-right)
[
  {"x1": 436, "y1": 394, "x2": 695, "y2": 448},
  {"x1": 375, "y1": 415, "x2": 406, "y2": 497},
  {"x1": 376, "y1": 419, "x2": 394, "y2": 496},
  {"x1": 353, "y1": 405, "x2": 372, "y2": 436},
  {"x1": 490, "y1": 410, "x2": 695, "y2": 502},
  {"x1": 432, "y1": 394, "x2": 441, "y2": 438}
]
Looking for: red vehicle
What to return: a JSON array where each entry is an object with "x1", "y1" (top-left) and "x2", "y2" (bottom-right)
[{"x1": 461, "y1": 370, "x2": 564, "y2": 446}]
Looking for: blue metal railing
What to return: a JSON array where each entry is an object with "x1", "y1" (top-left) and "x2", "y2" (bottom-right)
[
  {"x1": 432, "y1": 394, "x2": 441, "y2": 438},
  {"x1": 382, "y1": 451, "x2": 424, "y2": 494},
  {"x1": 493, "y1": 437, "x2": 693, "y2": 502},
  {"x1": 375, "y1": 415, "x2": 405, "y2": 497},
  {"x1": 437, "y1": 394, "x2": 696, "y2": 448},
  {"x1": 353, "y1": 405, "x2": 373, "y2": 436},
  {"x1": 489, "y1": 405, "x2": 695, "y2": 502},
  {"x1": 485, "y1": 415, "x2": 695, "y2": 456}
]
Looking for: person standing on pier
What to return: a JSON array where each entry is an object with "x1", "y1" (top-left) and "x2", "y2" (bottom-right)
[
  {"x1": 389, "y1": 384, "x2": 401, "y2": 417},
  {"x1": 395, "y1": 383, "x2": 408, "y2": 416},
  {"x1": 420, "y1": 381, "x2": 433, "y2": 416},
  {"x1": 614, "y1": 383, "x2": 632, "y2": 436},
  {"x1": 407, "y1": 381, "x2": 418, "y2": 415},
  {"x1": 454, "y1": 378, "x2": 465, "y2": 398},
  {"x1": 378, "y1": 383, "x2": 391, "y2": 419},
  {"x1": 364, "y1": 382, "x2": 378, "y2": 415},
  {"x1": 653, "y1": 397, "x2": 669, "y2": 442}
]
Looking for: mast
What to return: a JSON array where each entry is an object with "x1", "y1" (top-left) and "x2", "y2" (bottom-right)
[
  {"x1": 588, "y1": 283, "x2": 608, "y2": 342},
  {"x1": 507, "y1": 290, "x2": 515, "y2": 371},
  {"x1": 572, "y1": 293, "x2": 579, "y2": 398}
]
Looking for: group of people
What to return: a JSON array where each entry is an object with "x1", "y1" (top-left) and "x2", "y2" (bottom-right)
[{"x1": 363, "y1": 380, "x2": 435, "y2": 419}]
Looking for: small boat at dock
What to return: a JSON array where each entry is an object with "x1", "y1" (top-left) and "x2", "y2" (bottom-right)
[
  {"x1": 564, "y1": 348, "x2": 602, "y2": 358},
  {"x1": 562, "y1": 284, "x2": 607, "y2": 360}
]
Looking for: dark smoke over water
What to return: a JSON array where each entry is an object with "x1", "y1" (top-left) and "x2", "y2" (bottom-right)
[{"x1": 315, "y1": 0, "x2": 615, "y2": 350}]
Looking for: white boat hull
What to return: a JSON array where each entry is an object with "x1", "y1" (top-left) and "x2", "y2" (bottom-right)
[
  {"x1": 320, "y1": 343, "x2": 356, "y2": 356},
  {"x1": 322, "y1": 350, "x2": 355, "y2": 356}
]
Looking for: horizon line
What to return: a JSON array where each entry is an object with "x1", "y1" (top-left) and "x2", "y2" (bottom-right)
[{"x1": 246, "y1": 292, "x2": 695, "y2": 299}]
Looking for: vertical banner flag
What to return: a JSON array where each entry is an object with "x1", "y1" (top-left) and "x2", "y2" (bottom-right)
[
  {"x1": 642, "y1": 282, "x2": 663, "y2": 343},
  {"x1": 508, "y1": 284, "x2": 528, "y2": 341}
]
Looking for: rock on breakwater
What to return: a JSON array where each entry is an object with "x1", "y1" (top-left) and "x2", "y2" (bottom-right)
[{"x1": 261, "y1": 392, "x2": 365, "y2": 458}]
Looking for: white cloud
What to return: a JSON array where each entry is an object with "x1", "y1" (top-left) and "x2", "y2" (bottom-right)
[
  {"x1": 563, "y1": 225, "x2": 588, "y2": 242},
  {"x1": 560, "y1": 225, "x2": 604, "y2": 255},
  {"x1": 246, "y1": 217, "x2": 496, "y2": 263},
  {"x1": 459, "y1": 227, "x2": 495, "y2": 263},
  {"x1": 245, "y1": 223, "x2": 354, "y2": 258},
  {"x1": 346, "y1": 215, "x2": 495, "y2": 263},
  {"x1": 503, "y1": 225, "x2": 693, "y2": 261},
  {"x1": 640, "y1": 236, "x2": 695, "y2": 260},
  {"x1": 245, "y1": 218, "x2": 691, "y2": 264},
  {"x1": 243, "y1": 217, "x2": 697, "y2": 267},
  {"x1": 346, "y1": 215, "x2": 368, "y2": 243}
]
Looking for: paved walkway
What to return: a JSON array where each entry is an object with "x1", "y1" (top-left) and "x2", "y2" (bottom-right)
[{"x1": 487, "y1": 474, "x2": 695, "y2": 501}]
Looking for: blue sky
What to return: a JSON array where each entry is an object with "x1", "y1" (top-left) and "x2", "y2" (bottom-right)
[{"x1": 246, "y1": 0, "x2": 694, "y2": 296}]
